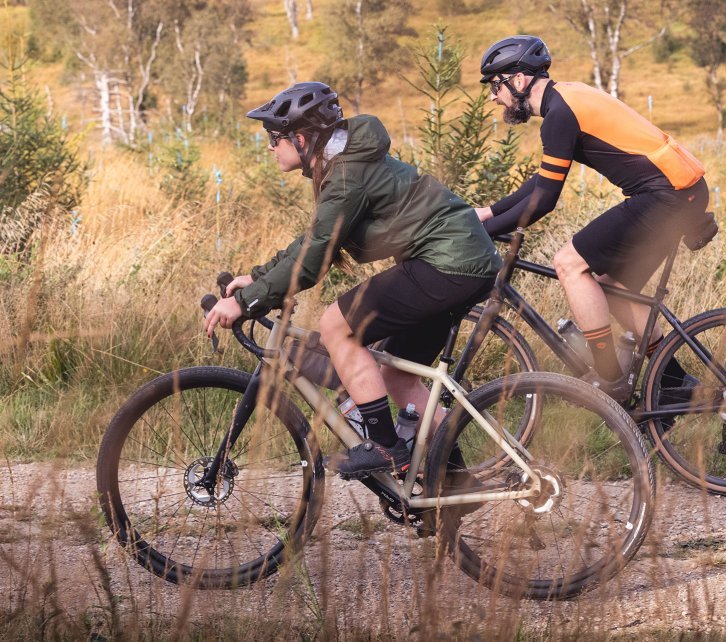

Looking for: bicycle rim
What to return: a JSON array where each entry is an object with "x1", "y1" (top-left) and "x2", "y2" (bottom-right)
[
  {"x1": 644, "y1": 309, "x2": 726, "y2": 494},
  {"x1": 97, "y1": 366, "x2": 324, "y2": 588}
]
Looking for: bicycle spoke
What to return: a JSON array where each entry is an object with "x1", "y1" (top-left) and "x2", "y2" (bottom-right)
[{"x1": 155, "y1": 397, "x2": 206, "y2": 458}]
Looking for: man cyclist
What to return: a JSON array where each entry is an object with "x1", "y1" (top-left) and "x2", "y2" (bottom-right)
[{"x1": 476, "y1": 35, "x2": 710, "y2": 400}]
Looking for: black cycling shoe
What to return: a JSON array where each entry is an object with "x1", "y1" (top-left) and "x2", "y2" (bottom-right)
[
  {"x1": 581, "y1": 371, "x2": 630, "y2": 404},
  {"x1": 324, "y1": 438, "x2": 411, "y2": 480},
  {"x1": 658, "y1": 374, "x2": 699, "y2": 432}
]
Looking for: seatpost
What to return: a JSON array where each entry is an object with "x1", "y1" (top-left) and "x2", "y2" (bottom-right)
[
  {"x1": 627, "y1": 244, "x2": 680, "y2": 391},
  {"x1": 653, "y1": 245, "x2": 679, "y2": 302}
]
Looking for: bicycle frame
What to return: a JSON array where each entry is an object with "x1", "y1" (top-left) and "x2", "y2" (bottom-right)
[
  {"x1": 210, "y1": 313, "x2": 543, "y2": 513},
  {"x1": 453, "y1": 233, "x2": 726, "y2": 420}
]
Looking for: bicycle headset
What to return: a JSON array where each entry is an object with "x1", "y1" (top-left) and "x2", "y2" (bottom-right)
[
  {"x1": 480, "y1": 35, "x2": 551, "y2": 100},
  {"x1": 246, "y1": 81, "x2": 345, "y2": 177}
]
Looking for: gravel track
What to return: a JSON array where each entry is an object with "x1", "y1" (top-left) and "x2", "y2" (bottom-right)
[{"x1": 1, "y1": 461, "x2": 724, "y2": 639}]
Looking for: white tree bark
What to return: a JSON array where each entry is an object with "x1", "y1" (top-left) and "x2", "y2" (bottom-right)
[
  {"x1": 96, "y1": 70, "x2": 112, "y2": 146},
  {"x1": 582, "y1": 0, "x2": 604, "y2": 91},
  {"x1": 305, "y1": 0, "x2": 313, "y2": 20},
  {"x1": 708, "y1": 66, "x2": 724, "y2": 140},
  {"x1": 284, "y1": 0, "x2": 300, "y2": 39},
  {"x1": 353, "y1": 0, "x2": 364, "y2": 114},
  {"x1": 550, "y1": 0, "x2": 666, "y2": 99}
]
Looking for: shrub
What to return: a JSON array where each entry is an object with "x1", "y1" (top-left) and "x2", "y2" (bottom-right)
[{"x1": 0, "y1": 59, "x2": 85, "y2": 256}]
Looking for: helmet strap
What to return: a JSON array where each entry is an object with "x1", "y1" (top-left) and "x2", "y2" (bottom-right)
[
  {"x1": 289, "y1": 130, "x2": 321, "y2": 178},
  {"x1": 503, "y1": 70, "x2": 547, "y2": 100}
]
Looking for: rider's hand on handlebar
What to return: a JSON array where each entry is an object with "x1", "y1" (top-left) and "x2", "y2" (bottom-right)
[
  {"x1": 223, "y1": 274, "x2": 254, "y2": 297},
  {"x1": 204, "y1": 296, "x2": 243, "y2": 337}
]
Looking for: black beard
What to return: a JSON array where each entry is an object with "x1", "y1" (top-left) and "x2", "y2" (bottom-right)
[{"x1": 503, "y1": 97, "x2": 533, "y2": 124}]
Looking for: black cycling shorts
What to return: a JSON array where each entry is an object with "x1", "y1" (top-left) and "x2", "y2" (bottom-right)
[
  {"x1": 337, "y1": 259, "x2": 495, "y2": 366},
  {"x1": 572, "y1": 177, "x2": 709, "y2": 291}
]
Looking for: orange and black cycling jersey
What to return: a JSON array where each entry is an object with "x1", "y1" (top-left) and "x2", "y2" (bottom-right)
[{"x1": 485, "y1": 80, "x2": 705, "y2": 237}]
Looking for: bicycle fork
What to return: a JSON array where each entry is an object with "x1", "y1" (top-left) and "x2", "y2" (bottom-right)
[{"x1": 197, "y1": 362, "x2": 263, "y2": 496}]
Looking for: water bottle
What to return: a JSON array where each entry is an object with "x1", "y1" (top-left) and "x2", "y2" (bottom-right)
[
  {"x1": 557, "y1": 318, "x2": 593, "y2": 367},
  {"x1": 338, "y1": 396, "x2": 365, "y2": 439},
  {"x1": 395, "y1": 403, "x2": 419, "y2": 452},
  {"x1": 616, "y1": 331, "x2": 637, "y2": 375}
]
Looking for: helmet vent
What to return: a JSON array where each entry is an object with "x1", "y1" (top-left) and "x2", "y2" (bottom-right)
[
  {"x1": 299, "y1": 93, "x2": 314, "y2": 107},
  {"x1": 275, "y1": 100, "x2": 291, "y2": 118}
]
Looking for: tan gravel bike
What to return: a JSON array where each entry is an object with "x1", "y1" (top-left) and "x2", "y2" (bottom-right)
[{"x1": 97, "y1": 282, "x2": 655, "y2": 599}]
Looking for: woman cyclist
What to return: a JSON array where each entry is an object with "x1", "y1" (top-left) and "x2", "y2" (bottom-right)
[{"x1": 204, "y1": 81, "x2": 501, "y2": 479}]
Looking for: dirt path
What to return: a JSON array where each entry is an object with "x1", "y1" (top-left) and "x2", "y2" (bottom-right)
[{"x1": 1, "y1": 461, "x2": 724, "y2": 639}]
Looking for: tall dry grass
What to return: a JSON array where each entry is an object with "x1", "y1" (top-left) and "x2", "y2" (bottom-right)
[{"x1": 0, "y1": 71, "x2": 724, "y2": 642}]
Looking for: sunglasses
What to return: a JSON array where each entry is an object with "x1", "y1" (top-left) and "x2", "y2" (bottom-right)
[
  {"x1": 267, "y1": 130, "x2": 288, "y2": 147},
  {"x1": 489, "y1": 75, "x2": 516, "y2": 95}
]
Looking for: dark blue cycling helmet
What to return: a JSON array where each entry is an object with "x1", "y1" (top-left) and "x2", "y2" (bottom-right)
[{"x1": 480, "y1": 35, "x2": 551, "y2": 83}]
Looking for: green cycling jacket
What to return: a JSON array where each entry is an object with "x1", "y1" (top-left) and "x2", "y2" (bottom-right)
[{"x1": 236, "y1": 115, "x2": 501, "y2": 315}]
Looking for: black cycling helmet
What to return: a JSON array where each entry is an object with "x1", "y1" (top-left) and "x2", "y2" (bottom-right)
[
  {"x1": 247, "y1": 82, "x2": 344, "y2": 177},
  {"x1": 246, "y1": 81, "x2": 343, "y2": 134},
  {"x1": 479, "y1": 35, "x2": 551, "y2": 84}
]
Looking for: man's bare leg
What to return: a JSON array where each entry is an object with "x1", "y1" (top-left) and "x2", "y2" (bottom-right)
[{"x1": 553, "y1": 241, "x2": 622, "y2": 380}]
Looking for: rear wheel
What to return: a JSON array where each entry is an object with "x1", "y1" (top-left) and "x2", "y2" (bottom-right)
[
  {"x1": 426, "y1": 372, "x2": 655, "y2": 600},
  {"x1": 97, "y1": 366, "x2": 325, "y2": 588},
  {"x1": 643, "y1": 309, "x2": 726, "y2": 494}
]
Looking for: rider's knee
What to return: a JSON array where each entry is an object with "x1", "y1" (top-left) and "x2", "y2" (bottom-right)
[
  {"x1": 553, "y1": 243, "x2": 586, "y2": 281},
  {"x1": 553, "y1": 245, "x2": 573, "y2": 279},
  {"x1": 318, "y1": 304, "x2": 344, "y2": 343}
]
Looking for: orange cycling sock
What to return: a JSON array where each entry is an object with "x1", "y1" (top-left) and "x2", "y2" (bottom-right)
[{"x1": 583, "y1": 325, "x2": 622, "y2": 381}]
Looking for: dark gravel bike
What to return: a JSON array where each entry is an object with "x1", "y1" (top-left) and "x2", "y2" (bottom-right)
[{"x1": 450, "y1": 230, "x2": 726, "y2": 495}]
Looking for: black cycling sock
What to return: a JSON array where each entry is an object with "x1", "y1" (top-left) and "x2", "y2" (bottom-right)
[
  {"x1": 646, "y1": 336, "x2": 688, "y2": 386},
  {"x1": 583, "y1": 325, "x2": 622, "y2": 381},
  {"x1": 357, "y1": 396, "x2": 397, "y2": 447}
]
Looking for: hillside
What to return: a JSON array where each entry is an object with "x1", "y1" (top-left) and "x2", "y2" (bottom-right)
[{"x1": 2, "y1": 0, "x2": 723, "y2": 149}]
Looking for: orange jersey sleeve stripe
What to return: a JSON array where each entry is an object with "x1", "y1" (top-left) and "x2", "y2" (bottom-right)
[
  {"x1": 542, "y1": 154, "x2": 571, "y2": 168},
  {"x1": 539, "y1": 168, "x2": 567, "y2": 181}
]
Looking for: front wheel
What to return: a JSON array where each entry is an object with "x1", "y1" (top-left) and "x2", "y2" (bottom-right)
[
  {"x1": 425, "y1": 372, "x2": 655, "y2": 600},
  {"x1": 643, "y1": 308, "x2": 726, "y2": 494},
  {"x1": 97, "y1": 366, "x2": 325, "y2": 588}
]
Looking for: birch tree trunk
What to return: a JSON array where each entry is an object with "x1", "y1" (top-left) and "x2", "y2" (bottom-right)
[
  {"x1": 353, "y1": 0, "x2": 364, "y2": 114},
  {"x1": 709, "y1": 66, "x2": 724, "y2": 140},
  {"x1": 551, "y1": 0, "x2": 666, "y2": 99},
  {"x1": 305, "y1": 0, "x2": 313, "y2": 20},
  {"x1": 284, "y1": 0, "x2": 300, "y2": 39},
  {"x1": 96, "y1": 70, "x2": 112, "y2": 146},
  {"x1": 581, "y1": 0, "x2": 604, "y2": 91}
]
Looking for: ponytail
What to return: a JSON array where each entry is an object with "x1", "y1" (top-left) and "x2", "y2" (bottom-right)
[{"x1": 300, "y1": 127, "x2": 355, "y2": 274}]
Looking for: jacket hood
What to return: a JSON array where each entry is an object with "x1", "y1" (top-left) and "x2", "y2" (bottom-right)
[{"x1": 339, "y1": 115, "x2": 391, "y2": 162}]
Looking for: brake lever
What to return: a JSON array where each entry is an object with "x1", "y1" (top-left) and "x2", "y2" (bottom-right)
[
  {"x1": 217, "y1": 271, "x2": 234, "y2": 298},
  {"x1": 200, "y1": 293, "x2": 223, "y2": 354}
]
